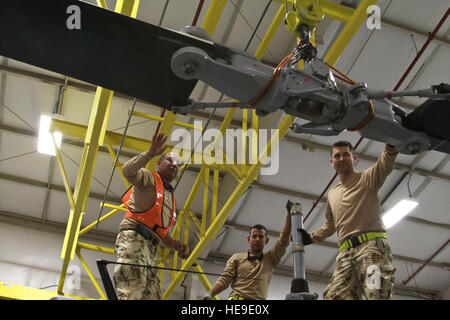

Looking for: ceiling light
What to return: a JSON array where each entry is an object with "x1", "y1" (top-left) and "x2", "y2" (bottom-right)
[
  {"x1": 38, "y1": 115, "x2": 62, "y2": 156},
  {"x1": 382, "y1": 198, "x2": 419, "y2": 228}
]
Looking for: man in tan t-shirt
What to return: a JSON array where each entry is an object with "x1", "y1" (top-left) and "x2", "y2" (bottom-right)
[
  {"x1": 113, "y1": 133, "x2": 189, "y2": 300},
  {"x1": 203, "y1": 203, "x2": 292, "y2": 300},
  {"x1": 299, "y1": 141, "x2": 398, "y2": 299}
]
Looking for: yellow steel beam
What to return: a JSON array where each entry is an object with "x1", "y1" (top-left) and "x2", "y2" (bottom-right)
[
  {"x1": 96, "y1": 0, "x2": 107, "y2": 9},
  {"x1": 99, "y1": 203, "x2": 127, "y2": 211},
  {"x1": 84, "y1": 89, "x2": 113, "y2": 146},
  {"x1": 242, "y1": 109, "x2": 247, "y2": 165},
  {"x1": 57, "y1": 89, "x2": 110, "y2": 294},
  {"x1": 202, "y1": 0, "x2": 228, "y2": 36},
  {"x1": 0, "y1": 282, "x2": 92, "y2": 300},
  {"x1": 193, "y1": 263, "x2": 219, "y2": 300},
  {"x1": 162, "y1": 115, "x2": 295, "y2": 299},
  {"x1": 324, "y1": 0, "x2": 378, "y2": 66},
  {"x1": 51, "y1": 133, "x2": 75, "y2": 209},
  {"x1": 211, "y1": 169, "x2": 219, "y2": 221},
  {"x1": 57, "y1": 0, "x2": 140, "y2": 295},
  {"x1": 254, "y1": 2, "x2": 286, "y2": 60},
  {"x1": 50, "y1": 118, "x2": 147, "y2": 151},
  {"x1": 115, "y1": 0, "x2": 140, "y2": 18},
  {"x1": 241, "y1": 109, "x2": 248, "y2": 176},
  {"x1": 76, "y1": 249, "x2": 107, "y2": 300},
  {"x1": 211, "y1": 120, "x2": 242, "y2": 179},
  {"x1": 157, "y1": 259, "x2": 165, "y2": 288},
  {"x1": 49, "y1": 118, "x2": 228, "y2": 171},
  {"x1": 77, "y1": 242, "x2": 116, "y2": 255},
  {"x1": 182, "y1": 214, "x2": 190, "y2": 265},
  {"x1": 201, "y1": 167, "x2": 210, "y2": 236},
  {"x1": 131, "y1": 111, "x2": 203, "y2": 131},
  {"x1": 60, "y1": 209, "x2": 84, "y2": 263},
  {"x1": 184, "y1": 166, "x2": 208, "y2": 210},
  {"x1": 170, "y1": 212, "x2": 185, "y2": 280},
  {"x1": 188, "y1": 209, "x2": 203, "y2": 235},
  {"x1": 251, "y1": 110, "x2": 259, "y2": 172},
  {"x1": 79, "y1": 205, "x2": 125, "y2": 237}
]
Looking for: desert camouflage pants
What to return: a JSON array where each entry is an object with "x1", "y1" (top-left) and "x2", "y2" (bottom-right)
[
  {"x1": 323, "y1": 237, "x2": 396, "y2": 300},
  {"x1": 113, "y1": 230, "x2": 161, "y2": 300}
]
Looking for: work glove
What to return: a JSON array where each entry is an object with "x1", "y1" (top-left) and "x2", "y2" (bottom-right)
[
  {"x1": 286, "y1": 200, "x2": 293, "y2": 214},
  {"x1": 298, "y1": 228, "x2": 312, "y2": 245},
  {"x1": 175, "y1": 240, "x2": 190, "y2": 259},
  {"x1": 202, "y1": 293, "x2": 212, "y2": 300}
]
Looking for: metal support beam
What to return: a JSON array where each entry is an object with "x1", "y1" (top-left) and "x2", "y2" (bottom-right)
[
  {"x1": 57, "y1": 87, "x2": 113, "y2": 293},
  {"x1": 76, "y1": 248, "x2": 107, "y2": 300},
  {"x1": 201, "y1": 0, "x2": 227, "y2": 36},
  {"x1": 192, "y1": 262, "x2": 219, "y2": 300}
]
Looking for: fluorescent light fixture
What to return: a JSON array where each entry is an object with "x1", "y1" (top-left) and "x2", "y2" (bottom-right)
[
  {"x1": 382, "y1": 198, "x2": 419, "y2": 228},
  {"x1": 38, "y1": 115, "x2": 62, "y2": 156}
]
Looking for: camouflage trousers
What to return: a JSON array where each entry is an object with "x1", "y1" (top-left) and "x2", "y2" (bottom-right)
[
  {"x1": 323, "y1": 237, "x2": 396, "y2": 300},
  {"x1": 113, "y1": 230, "x2": 161, "y2": 300}
]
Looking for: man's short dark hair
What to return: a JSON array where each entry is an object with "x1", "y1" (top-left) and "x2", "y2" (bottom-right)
[
  {"x1": 249, "y1": 224, "x2": 267, "y2": 236},
  {"x1": 331, "y1": 141, "x2": 354, "y2": 155}
]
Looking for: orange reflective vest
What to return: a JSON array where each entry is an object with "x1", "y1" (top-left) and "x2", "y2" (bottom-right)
[{"x1": 122, "y1": 171, "x2": 176, "y2": 240}]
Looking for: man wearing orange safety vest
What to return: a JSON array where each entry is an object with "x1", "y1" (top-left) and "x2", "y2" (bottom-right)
[{"x1": 113, "y1": 133, "x2": 189, "y2": 300}]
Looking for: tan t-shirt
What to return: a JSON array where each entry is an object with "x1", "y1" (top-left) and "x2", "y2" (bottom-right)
[
  {"x1": 214, "y1": 231, "x2": 290, "y2": 300},
  {"x1": 119, "y1": 152, "x2": 175, "y2": 242},
  {"x1": 311, "y1": 145, "x2": 398, "y2": 245}
]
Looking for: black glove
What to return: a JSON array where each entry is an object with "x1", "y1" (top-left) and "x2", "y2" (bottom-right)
[
  {"x1": 298, "y1": 228, "x2": 312, "y2": 245},
  {"x1": 286, "y1": 200, "x2": 293, "y2": 214}
]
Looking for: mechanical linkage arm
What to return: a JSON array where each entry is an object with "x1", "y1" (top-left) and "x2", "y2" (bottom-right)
[{"x1": 170, "y1": 1, "x2": 450, "y2": 155}]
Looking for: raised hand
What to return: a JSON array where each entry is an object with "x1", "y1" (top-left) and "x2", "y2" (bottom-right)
[{"x1": 147, "y1": 133, "x2": 168, "y2": 158}]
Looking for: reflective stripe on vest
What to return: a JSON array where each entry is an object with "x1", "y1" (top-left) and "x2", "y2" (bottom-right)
[{"x1": 122, "y1": 171, "x2": 176, "y2": 240}]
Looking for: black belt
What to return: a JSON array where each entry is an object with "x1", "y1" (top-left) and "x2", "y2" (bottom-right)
[{"x1": 126, "y1": 224, "x2": 160, "y2": 247}]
